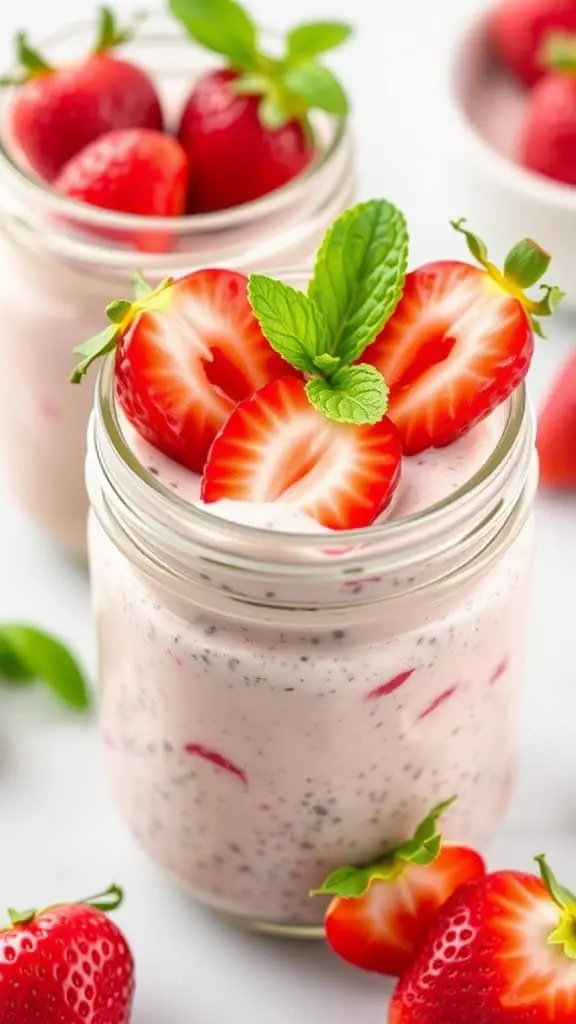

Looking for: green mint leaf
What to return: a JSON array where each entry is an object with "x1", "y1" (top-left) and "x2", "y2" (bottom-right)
[
  {"x1": 248, "y1": 274, "x2": 328, "y2": 374},
  {"x1": 308, "y1": 199, "x2": 409, "y2": 365},
  {"x1": 233, "y1": 71, "x2": 269, "y2": 96},
  {"x1": 168, "y1": 0, "x2": 257, "y2": 69},
  {"x1": 282, "y1": 62, "x2": 349, "y2": 116},
  {"x1": 258, "y1": 93, "x2": 291, "y2": 130},
  {"x1": 0, "y1": 625, "x2": 90, "y2": 711},
  {"x1": 306, "y1": 365, "x2": 388, "y2": 425},
  {"x1": 313, "y1": 352, "x2": 340, "y2": 374},
  {"x1": 70, "y1": 324, "x2": 119, "y2": 384},
  {"x1": 504, "y1": 239, "x2": 551, "y2": 289},
  {"x1": 287, "y1": 20, "x2": 354, "y2": 59},
  {"x1": 0, "y1": 632, "x2": 33, "y2": 681}
]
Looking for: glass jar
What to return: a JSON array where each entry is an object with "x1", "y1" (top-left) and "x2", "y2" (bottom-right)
[
  {"x1": 86, "y1": 274, "x2": 537, "y2": 936},
  {"x1": 0, "y1": 14, "x2": 354, "y2": 556}
]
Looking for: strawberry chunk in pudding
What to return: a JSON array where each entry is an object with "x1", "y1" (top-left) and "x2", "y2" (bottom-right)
[{"x1": 79, "y1": 200, "x2": 558, "y2": 927}]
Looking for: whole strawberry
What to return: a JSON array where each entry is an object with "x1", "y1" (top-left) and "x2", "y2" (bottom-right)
[
  {"x1": 489, "y1": 0, "x2": 576, "y2": 88},
  {"x1": 169, "y1": 0, "x2": 352, "y2": 212},
  {"x1": 520, "y1": 32, "x2": 576, "y2": 185},
  {"x1": 0, "y1": 883, "x2": 134, "y2": 1023},
  {"x1": 3, "y1": 6, "x2": 163, "y2": 182},
  {"x1": 55, "y1": 128, "x2": 189, "y2": 253},
  {"x1": 537, "y1": 350, "x2": 576, "y2": 488},
  {"x1": 389, "y1": 855, "x2": 576, "y2": 1023}
]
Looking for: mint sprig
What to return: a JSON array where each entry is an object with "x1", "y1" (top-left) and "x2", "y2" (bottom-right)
[
  {"x1": 306, "y1": 365, "x2": 389, "y2": 425},
  {"x1": 168, "y1": 0, "x2": 257, "y2": 69},
  {"x1": 0, "y1": 625, "x2": 90, "y2": 711},
  {"x1": 248, "y1": 199, "x2": 408, "y2": 426},
  {"x1": 168, "y1": 0, "x2": 353, "y2": 129}
]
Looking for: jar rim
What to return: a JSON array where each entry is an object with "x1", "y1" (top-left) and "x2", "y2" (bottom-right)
[
  {"x1": 0, "y1": 13, "x2": 349, "y2": 236},
  {"x1": 91, "y1": 268, "x2": 531, "y2": 566}
]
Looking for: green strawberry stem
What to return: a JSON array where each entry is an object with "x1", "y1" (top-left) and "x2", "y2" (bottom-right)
[
  {"x1": 540, "y1": 32, "x2": 576, "y2": 74},
  {"x1": 70, "y1": 275, "x2": 173, "y2": 383},
  {"x1": 536, "y1": 854, "x2": 576, "y2": 959},
  {"x1": 310, "y1": 797, "x2": 457, "y2": 899},
  {"x1": 168, "y1": 0, "x2": 353, "y2": 131},
  {"x1": 451, "y1": 218, "x2": 564, "y2": 338},
  {"x1": 5, "y1": 884, "x2": 124, "y2": 928},
  {"x1": 0, "y1": 7, "x2": 146, "y2": 87}
]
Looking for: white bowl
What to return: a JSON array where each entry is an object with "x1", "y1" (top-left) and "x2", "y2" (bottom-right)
[{"x1": 449, "y1": 10, "x2": 576, "y2": 307}]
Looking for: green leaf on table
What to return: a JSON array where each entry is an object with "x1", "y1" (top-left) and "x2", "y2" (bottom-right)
[
  {"x1": 287, "y1": 20, "x2": 354, "y2": 60},
  {"x1": 0, "y1": 625, "x2": 90, "y2": 711},
  {"x1": 168, "y1": 0, "x2": 258, "y2": 69},
  {"x1": 308, "y1": 199, "x2": 409, "y2": 366}
]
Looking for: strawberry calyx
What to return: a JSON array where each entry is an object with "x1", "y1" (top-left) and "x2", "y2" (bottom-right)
[
  {"x1": 0, "y1": 7, "x2": 146, "y2": 87},
  {"x1": 70, "y1": 272, "x2": 173, "y2": 383},
  {"x1": 539, "y1": 31, "x2": 576, "y2": 75},
  {"x1": 168, "y1": 0, "x2": 353, "y2": 132},
  {"x1": 3, "y1": 883, "x2": 124, "y2": 930},
  {"x1": 535, "y1": 854, "x2": 576, "y2": 959},
  {"x1": 451, "y1": 218, "x2": 564, "y2": 338},
  {"x1": 310, "y1": 797, "x2": 457, "y2": 899}
]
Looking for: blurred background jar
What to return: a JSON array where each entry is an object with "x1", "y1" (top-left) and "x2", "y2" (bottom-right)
[{"x1": 0, "y1": 12, "x2": 355, "y2": 557}]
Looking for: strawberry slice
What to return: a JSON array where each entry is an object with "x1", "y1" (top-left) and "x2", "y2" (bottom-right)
[
  {"x1": 72, "y1": 270, "x2": 297, "y2": 471},
  {"x1": 362, "y1": 222, "x2": 562, "y2": 454},
  {"x1": 200, "y1": 377, "x2": 402, "y2": 530},
  {"x1": 389, "y1": 855, "x2": 576, "y2": 1023},
  {"x1": 312, "y1": 798, "x2": 485, "y2": 977}
]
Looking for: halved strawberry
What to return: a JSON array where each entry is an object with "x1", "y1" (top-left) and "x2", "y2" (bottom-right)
[
  {"x1": 389, "y1": 855, "x2": 576, "y2": 1023},
  {"x1": 200, "y1": 376, "x2": 402, "y2": 530},
  {"x1": 312, "y1": 799, "x2": 485, "y2": 977},
  {"x1": 71, "y1": 270, "x2": 297, "y2": 471},
  {"x1": 362, "y1": 222, "x2": 562, "y2": 454}
]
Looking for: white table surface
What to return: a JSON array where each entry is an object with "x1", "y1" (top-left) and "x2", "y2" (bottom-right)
[{"x1": 1, "y1": 1, "x2": 575, "y2": 1021}]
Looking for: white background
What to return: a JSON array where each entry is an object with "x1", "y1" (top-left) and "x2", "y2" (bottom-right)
[{"x1": 1, "y1": 1, "x2": 575, "y2": 1022}]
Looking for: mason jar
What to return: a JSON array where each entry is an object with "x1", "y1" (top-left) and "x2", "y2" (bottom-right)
[
  {"x1": 0, "y1": 13, "x2": 354, "y2": 556},
  {"x1": 85, "y1": 269, "x2": 537, "y2": 936}
]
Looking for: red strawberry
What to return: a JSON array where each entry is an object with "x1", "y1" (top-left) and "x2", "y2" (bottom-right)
[
  {"x1": 312, "y1": 799, "x2": 485, "y2": 977},
  {"x1": 389, "y1": 855, "x2": 576, "y2": 1023},
  {"x1": 520, "y1": 33, "x2": 576, "y2": 185},
  {"x1": 5, "y1": 9, "x2": 162, "y2": 182},
  {"x1": 488, "y1": 0, "x2": 576, "y2": 88},
  {"x1": 71, "y1": 270, "x2": 296, "y2": 470},
  {"x1": 178, "y1": 69, "x2": 314, "y2": 213},
  {"x1": 0, "y1": 883, "x2": 134, "y2": 1024},
  {"x1": 55, "y1": 129, "x2": 189, "y2": 253},
  {"x1": 201, "y1": 376, "x2": 402, "y2": 530},
  {"x1": 169, "y1": 1, "x2": 351, "y2": 212},
  {"x1": 362, "y1": 220, "x2": 562, "y2": 454},
  {"x1": 537, "y1": 350, "x2": 576, "y2": 488}
]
